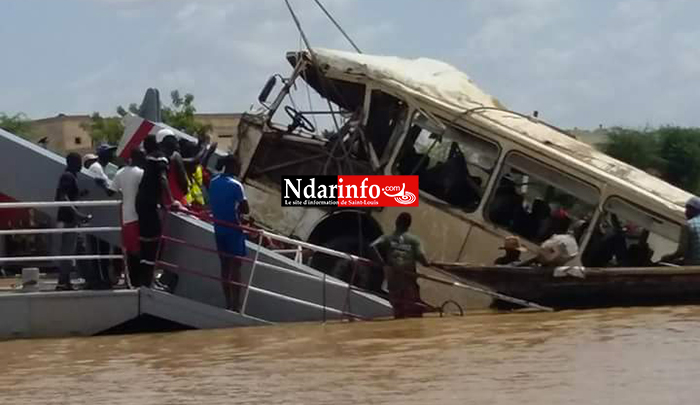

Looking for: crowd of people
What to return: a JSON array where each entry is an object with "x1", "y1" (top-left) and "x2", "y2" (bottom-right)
[{"x1": 52, "y1": 128, "x2": 250, "y2": 311}]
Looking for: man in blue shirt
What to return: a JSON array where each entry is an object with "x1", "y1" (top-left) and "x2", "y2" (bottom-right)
[{"x1": 209, "y1": 155, "x2": 250, "y2": 311}]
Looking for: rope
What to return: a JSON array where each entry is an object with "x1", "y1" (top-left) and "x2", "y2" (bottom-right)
[
  {"x1": 286, "y1": 0, "x2": 374, "y2": 177},
  {"x1": 427, "y1": 265, "x2": 553, "y2": 312},
  {"x1": 313, "y1": 0, "x2": 362, "y2": 53},
  {"x1": 440, "y1": 300, "x2": 464, "y2": 317}
]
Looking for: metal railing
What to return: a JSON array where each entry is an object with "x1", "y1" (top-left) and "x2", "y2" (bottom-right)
[
  {"x1": 0, "y1": 200, "x2": 127, "y2": 285},
  {"x1": 154, "y1": 209, "x2": 390, "y2": 322},
  {"x1": 155, "y1": 208, "x2": 476, "y2": 322}
]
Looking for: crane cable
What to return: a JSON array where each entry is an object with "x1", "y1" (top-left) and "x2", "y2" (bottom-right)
[{"x1": 313, "y1": 0, "x2": 362, "y2": 54}]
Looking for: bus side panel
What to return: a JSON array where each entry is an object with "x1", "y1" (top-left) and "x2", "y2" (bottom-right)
[
  {"x1": 374, "y1": 204, "x2": 468, "y2": 263},
  {"x1": 459, "y1": 226, "x2": 510, "y2": 265},
  {"x1": 245, "y1": 184, "x2": 306, "y2": 237}
]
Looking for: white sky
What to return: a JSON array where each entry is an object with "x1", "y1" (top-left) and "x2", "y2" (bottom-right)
[{"x1": 2, "y1": 0, "x2": 699, "y2": 129}]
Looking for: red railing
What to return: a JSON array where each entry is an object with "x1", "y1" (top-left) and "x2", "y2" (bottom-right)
[
  {"x1": 154, "y1": 209, "x2": 379, "y2": 321},
  {"x1": 154, "y1": 206, "x2": 462, "y2": 321}
]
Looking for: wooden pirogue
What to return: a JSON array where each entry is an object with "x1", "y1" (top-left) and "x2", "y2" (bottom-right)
[{"x1": 435, "y1": 263, "x2": 700, "y2": 310}]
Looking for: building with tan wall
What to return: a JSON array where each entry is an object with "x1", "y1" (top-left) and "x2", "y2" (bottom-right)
[
  {"x1": 30, "y1": 114, "x2": 93, "y2": 155},
  {"x1": 30, "y1": 113, "x2": 241, "y2": 155},
  {"x1": 192, "y1": 113, "x2": 241, "y2": 151}
]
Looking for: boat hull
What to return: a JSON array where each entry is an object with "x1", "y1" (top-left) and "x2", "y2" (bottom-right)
[{"x1": 440, "y1": 266, "x2": 700, "y2": 310}]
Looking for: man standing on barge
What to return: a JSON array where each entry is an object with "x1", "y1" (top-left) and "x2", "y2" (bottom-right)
[
  {"x1": 54, "y1": 152, "x2": 92, "y2": 290},
  {"x1": 209, "y1": 154, "x2": 250, "y2": 312},
  {"x1": 371, "y1": 212, "x2": 431, "y2": 319}
]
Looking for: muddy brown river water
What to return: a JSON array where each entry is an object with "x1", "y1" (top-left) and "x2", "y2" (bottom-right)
[{"x1": 1, "y1": 306, "x2": 699, "y2": 404}]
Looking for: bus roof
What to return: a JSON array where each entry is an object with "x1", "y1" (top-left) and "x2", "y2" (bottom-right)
[{"x1": 306, "y1": 48, "x2": 694, "y2": 212}]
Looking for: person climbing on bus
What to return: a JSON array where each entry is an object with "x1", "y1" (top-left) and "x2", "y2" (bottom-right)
[
  {"x1": 209, "y1": 154, "x2": 250, "y2": 312},
  {"x1": 661, "y1": 196, "x2": 700, "y2": 266},
  {"x1": 370, "y1": 212, "x2": 431, "y2": 319},
  {"x1": 54, "y1": 152, "x2": 92, "y2": 291}
]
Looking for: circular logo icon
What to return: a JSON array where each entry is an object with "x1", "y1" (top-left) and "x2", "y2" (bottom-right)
[{"x1": 394, "y1": 191, "x2": 416, "y2": 205}]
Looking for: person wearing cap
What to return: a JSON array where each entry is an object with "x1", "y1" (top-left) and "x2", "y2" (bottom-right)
[
  {"x1": 83, "y1": 153, "x2": 98, "y2": 170},
  {"x1": 661, "y1": 197, "x2": 700, "y2": 265},
  {"x1": 86, "y1": 143, "x2": 118, "y2": 289},
  {"x1": 494, "y1": 236, "x2": 527, "y2": 265},
  {"x1": 89, "y1": 143, "x2": 117, "y2": 189},
  {"x1": 209, "y1": 154, "x2": 249, "y2": 311}
]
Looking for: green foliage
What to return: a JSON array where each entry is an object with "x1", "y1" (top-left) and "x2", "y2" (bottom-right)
[
  {"x1": 605, "y1": 126, "x2": 700, "y2": 193},
  {"x1": 0, "y1": 112, "x2": 34, "y2": 138},
  {"x1": 161, "y1": 90, "x2": 212, "y2": 138},
  {"x1": 605, "y1": 127, "x2": 661, "y2": 170},
  {"x1": 116, "y1": 103, "x2": 139, "y2": 117},
  {"x1": 80, "y1": 113, "x2": 124, "y2": 145},
  {"x1": 657, "y1": 127, "x2": 700, "y2": 192}
]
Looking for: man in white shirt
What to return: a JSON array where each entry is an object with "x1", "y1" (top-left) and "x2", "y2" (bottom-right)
[
  {"x1": 86, "y1": 144, "x2": 118, "y2": 288},
  {"x1": 537, "y1": 213, "x2": 579, "y2": 266},
  {"x1": 89, "y1": 144, "x2": 116, "y2": 188},
  {"x1": 109, "y1": 148, "x2": 146, "y2": 286}
]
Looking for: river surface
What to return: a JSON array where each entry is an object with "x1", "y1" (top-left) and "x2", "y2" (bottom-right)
[{"x1": 1, "y1": 306, "x2": 699, "y2": 404}]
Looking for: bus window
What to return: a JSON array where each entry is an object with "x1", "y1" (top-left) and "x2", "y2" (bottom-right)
[
  {"x1": 394, "y1": 113, "x2": 499, "y2": 211},
  {"x1": 365, "y1": 90, "x2": 407, "y2": 161},
  {"x1": 487, "y1": 153, "x2": 599, "y2": 244},
  {"x1": 582, "y1": 197, "x2": 680, "y2": 267}
]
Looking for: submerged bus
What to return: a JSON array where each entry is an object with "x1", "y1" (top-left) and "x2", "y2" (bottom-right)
[{"x1": 227, "y1": 48, "x2": 690, "y2": 293}]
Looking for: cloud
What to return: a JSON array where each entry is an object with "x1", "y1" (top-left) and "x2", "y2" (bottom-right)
[{"x1": 5, "y1": 0, "x2": 700, "y2": 129}]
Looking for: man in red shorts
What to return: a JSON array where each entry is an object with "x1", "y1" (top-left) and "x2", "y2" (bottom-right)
[{"x1": 110, "y1": 148, "x2": 145, "y2": 286}]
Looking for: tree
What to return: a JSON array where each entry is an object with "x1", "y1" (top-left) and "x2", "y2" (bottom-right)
[
  {"x1": 162, "y1": 90, "x2": 212, "y2": 138},
  {"x1": 604, "y1": 127, "x2": 662, "y2": 172},
  {"x1": 605, "y1": 126, "x2": 700, "y2": 194},
  {"x1": 0, "y1": 112, "x2": 34, "y2": 138},
  {"x1": 80, "y1": 112, "x2": 124, "y2": 145},
  {"x1": 116, "y1": 103, "x2": 139, "y2": 117},
  {"x1": 657, "y1": 127, "x2": 700, "y2": 192}
]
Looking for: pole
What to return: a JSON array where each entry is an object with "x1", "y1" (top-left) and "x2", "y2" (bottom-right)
[
  {"x1": 241, "y1": 233, "x2": 263, "y2": 315},
  {"x1": 422, "y1": 267, "x2": 553, "y2": 312}
]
